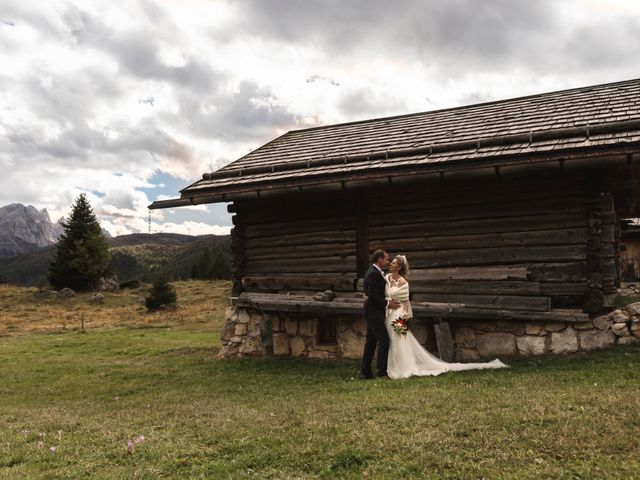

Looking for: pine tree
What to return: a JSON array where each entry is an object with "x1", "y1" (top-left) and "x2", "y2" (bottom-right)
[
  {"x1": 211, "y1": 251, "x2": 231, "y2": 279},
  {"x1": 191, "y1": 247, "x2": 212, "y2": 280},
  {"x1": 145, "y1": 271, "x2": 177, "y2": 311},
  {"x1": 48, "y1": 194, "x2": 111, "y2": 291}
]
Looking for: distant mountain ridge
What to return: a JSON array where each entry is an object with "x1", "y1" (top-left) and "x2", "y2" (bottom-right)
[
  {"x1": 0, "y1": 203, "x2": 65, "y2": 258},
  {"x1": 0, "y1": 232, "x2": 230, "y2": 286}
]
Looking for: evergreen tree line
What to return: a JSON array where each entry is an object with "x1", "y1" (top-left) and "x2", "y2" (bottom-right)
[
  {"x1": 190, "y1": 247, "x2": 231, "y2": 280},
  {"x1": 47, "y1": 194, "x2": 232, "y2": 293}
]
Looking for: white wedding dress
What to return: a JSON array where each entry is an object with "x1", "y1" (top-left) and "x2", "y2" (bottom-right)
[{"x1": 385, "y1": 274, "x2": 507, "y2": 379}]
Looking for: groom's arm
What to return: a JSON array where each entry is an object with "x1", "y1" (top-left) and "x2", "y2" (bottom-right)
[{"x1": 366, "y1": 275, "x2": 387, "y2": 310}]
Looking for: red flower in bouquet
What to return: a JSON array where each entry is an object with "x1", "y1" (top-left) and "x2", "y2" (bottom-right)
[{"x1": 391, "y1": 317, "x2": 410, "y2": 336}]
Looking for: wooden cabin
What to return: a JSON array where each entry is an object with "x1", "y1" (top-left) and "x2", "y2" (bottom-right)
[{"x1": 151, "y1": 78, "x2": 640, "y2": 359}]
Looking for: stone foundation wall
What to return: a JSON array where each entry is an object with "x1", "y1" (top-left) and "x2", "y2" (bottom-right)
[
  {"x1": 454, "y1": 304, "x2": 640, "y2": 360},
  {"x1": 218, "y1": 304, "x2": 640, "y2": 359}
]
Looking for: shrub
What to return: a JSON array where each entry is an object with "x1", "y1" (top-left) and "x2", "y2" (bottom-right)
[{"x1": 145, "y1": 272, "x2": 177, "y2": 311}]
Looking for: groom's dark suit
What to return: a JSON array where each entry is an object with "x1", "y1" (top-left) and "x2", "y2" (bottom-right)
[{"x1": 361, "y1": 264, "x2": 390, "y2": 378}]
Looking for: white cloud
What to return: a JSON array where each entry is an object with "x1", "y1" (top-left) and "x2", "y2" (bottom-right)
[{"x1": 3, "y1": 0, "x2": 640, "y2": 235}]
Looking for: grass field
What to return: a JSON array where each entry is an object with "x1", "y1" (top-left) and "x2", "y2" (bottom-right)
[{"x1": 1, "y1": 281, "x2": 640, "y2": 479}]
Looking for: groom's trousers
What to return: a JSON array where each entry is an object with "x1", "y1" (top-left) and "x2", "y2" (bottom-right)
[{"x1": 361, "y1": 305, "x2": 390, "y2": 377}]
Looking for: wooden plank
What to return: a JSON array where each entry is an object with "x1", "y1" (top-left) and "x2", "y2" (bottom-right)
[
  {"x1": 355, "y1": 279, "x2": 540, "y2": 295},
  {"x1": 245, "y1": 256, "x2": 357, "y2": 274},
  {"x1": 369, "y1": 200, "x2": 587, "y2": 226},
  {"x1": 526, "y1": 262, "x2": 588, "y2": 282},
  {"x1": 409, "y1": 266, "x2": 528, "y2": 281},
  {"x1": 411, "y1": 293, "x2": 551, "y2": 311},
  {"x1": 245, "y1": 230, "x2": 356, "y2": 249},
  {"x1": 232, "y1": 294, "x2": 589, "y2": 323},
  {"x1": 246, "y1": 243, "x2": 356, "y2": 261},
  {"x1": 368, "y1": 178, "x2": 587, "y2": 213},
  {"x1": 406, "y1": 245, "x2": 586, "y2": 268},
  {"x1": 369, "y1": 211, "x2": 586, "y2": 239},
  {"x1": 539, "y1": 283, "x2": 587, "y2": 295},
  {"x1": 369, "y1": 228, "x2": 588, "y2": 252},
  {"x1": 409, "y1": 280, "x2": 541, "y2": 295},
  {"x1": 246, "y1": 216, "x2": 356, "y2": 238},
  {"x1": 242, "y1": 275, "x2": 356, "y2": 292},
  {"x1": 412, "y1": 304, "x2": 590, "y2": 323}
]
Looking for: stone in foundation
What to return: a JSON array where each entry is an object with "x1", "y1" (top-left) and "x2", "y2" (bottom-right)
[
  {"x1": 612, "y1": 323, "x2": 630, "y2": 337},
  {"x1": 290, "y1": 336, "x2": 306, "y2": 357},
  {"x1": 455, "y1": 327, "x2": 476, "y2": 349},
  {"x1": 237, "y1": 309, "x2": 251, "y2": 324},
  {"x1": 339, "y1": 329, "x2": 364, "y2": 359},
  {"x1": 618, "y1": 336, "x2": 639, "y2": 345},
  {"x1": 272, "y1": 333, "x2": 290, "y2": 356},
  {"x1": 476, "y1": 332, "x2": 517, "y2": 357},
  {"x1": 578, "y1": 329, "x2": 615, "y2": 350},
  {"x1": 525, "y1": 322, "x2": 544, "y2": 336},
  {"x1": 234, "y1": 323, "x2": 248, "y2": 336},
  {"x1": 593, "y1": 314, "x2": 613, "y2": 330},
  {"x1": 284, "y1": 318, "x2": 297, "y2": 336},
  {"x1": 298, "y1": 319, "x2": 314, "y2": 337},
  {"x1": 549, "y1": 327, "x2": 578, "y2": 354},
  {"x1": 456, "y1": 348, "x2": 480, "y2": 362},
  {"x1": 516, "y1": 336, "x2": 546, "y2": 356}
]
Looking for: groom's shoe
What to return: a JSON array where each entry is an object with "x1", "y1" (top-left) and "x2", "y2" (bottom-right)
[
  {"x1": 359, "y1": 372, "x2": 375, "y2": 380},
  {"x1": 377, "y1": 372, "x2": 389, "y2": 379}
]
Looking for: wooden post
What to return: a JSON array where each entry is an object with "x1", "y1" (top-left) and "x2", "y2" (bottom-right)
[
  {"x1": 584, "y1": 173, "x2": 610, "y2": 313},
  {"x1": 230, "y1": 208, "x2": 247, "y2": 297},
  {"x1": 260, "y1": 313, "x2": 274, "y2": 357},
  {"x1": 433, "y1": 319, "x2": 456, "y2": 362},
  {"x1": 356, "y1": 197, "x2": 369, "y2": 279}
]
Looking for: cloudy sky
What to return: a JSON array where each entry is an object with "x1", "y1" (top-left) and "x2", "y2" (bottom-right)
[{"x1": 2, "y1": 0, "x2": 640, "y2": 236}]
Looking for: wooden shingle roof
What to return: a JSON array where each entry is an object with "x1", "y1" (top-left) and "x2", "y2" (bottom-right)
[{"x1": 153, "y1": 78, "x2": 640, "y2": 207}]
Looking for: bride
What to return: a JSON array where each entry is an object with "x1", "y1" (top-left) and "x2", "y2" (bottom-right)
[{"x1": 385, "y1": 255, "x2": 507, "y2": 379}]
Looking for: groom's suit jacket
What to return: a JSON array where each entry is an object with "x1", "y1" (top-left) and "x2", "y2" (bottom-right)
[{"x1": 363, "y1": 265, "x2": 387, "y2": 321}]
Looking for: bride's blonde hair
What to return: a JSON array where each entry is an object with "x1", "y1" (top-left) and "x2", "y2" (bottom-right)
[{"x1": 395, "y1": 254, "x2": 410, "y2": 277}]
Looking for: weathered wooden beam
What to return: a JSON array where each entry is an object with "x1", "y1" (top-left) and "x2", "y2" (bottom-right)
[
  {"x1": 245, "y1": 217, "x2": 356, "y2": 238},
  {"x1": 369, "y1": 211, "x2": 587, "y2": 239},
  {"x1": 409, "y1": 280, "x2": 541, "y2": 295},
  {"x1": 232, "y1": 294, "x2": 590, "y2": 323},
  {"x1": 525, "y1": 262, "x2": 587, "y2": 282},
  {"x1": 406, "y1": 245, "x2": 586, "y2": 268},
  {"x1": 246, "y1": 243, "x2": 356, "y2": 261},
  {"x1": 369, "y1": 228, "x2": 588, "y2": 252},
  {"x1": 242, "y1": 275, "x2": 356, "y2": 292},
  {"x1": 409, "y1": 266, "x2": 529, "y2": 281},
  {"x1": 245, "y1": 230, "x2": 356, "y2": 249},
  {"x1": 245, "y1": 255, "x2": 357, "y2": 275},
  {"x1": 434, "y1": 321, "x2": 456, "y2": 362},
  {"x1": 411, "y1": 293, "x2": 550, "y2": 311},
  {"x1": 369, "y1": 201, "x2": 587, "y2": 226}
]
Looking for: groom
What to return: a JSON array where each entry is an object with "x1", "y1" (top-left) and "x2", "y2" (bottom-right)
[{"x1": 360, "y1": 250, "x2": 400, "y2": 379}]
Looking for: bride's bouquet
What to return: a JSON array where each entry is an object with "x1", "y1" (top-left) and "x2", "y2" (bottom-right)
[{"x1": 391, "y1": 317, "x2": 410, "y2": 336}]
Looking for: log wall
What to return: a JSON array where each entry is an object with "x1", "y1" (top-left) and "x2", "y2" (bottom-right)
[
  {"x1": 236, "y1": 201, "x2": 359, "y2": 293},
  {"x1": 231, "y1": 170, "x2": 623, "y2": 315}
]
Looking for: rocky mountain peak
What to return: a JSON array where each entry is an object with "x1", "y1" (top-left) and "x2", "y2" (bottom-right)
[{"x1": 0, "y1": 203, "x2": 65, "y2": 258}]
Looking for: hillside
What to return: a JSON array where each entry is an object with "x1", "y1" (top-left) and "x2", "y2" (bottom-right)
[{"x1": 0, "y1": 233, "x2": 230, "y2": 286}]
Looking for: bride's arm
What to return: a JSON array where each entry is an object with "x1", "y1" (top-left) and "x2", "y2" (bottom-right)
[{"x1": 402, "y1": 279, "x2": 413, "y2": 318}]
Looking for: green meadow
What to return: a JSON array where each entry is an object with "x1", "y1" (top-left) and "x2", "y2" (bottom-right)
[{"x1": 1, "y1": 281, "x2": 639, "y2": 479}]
